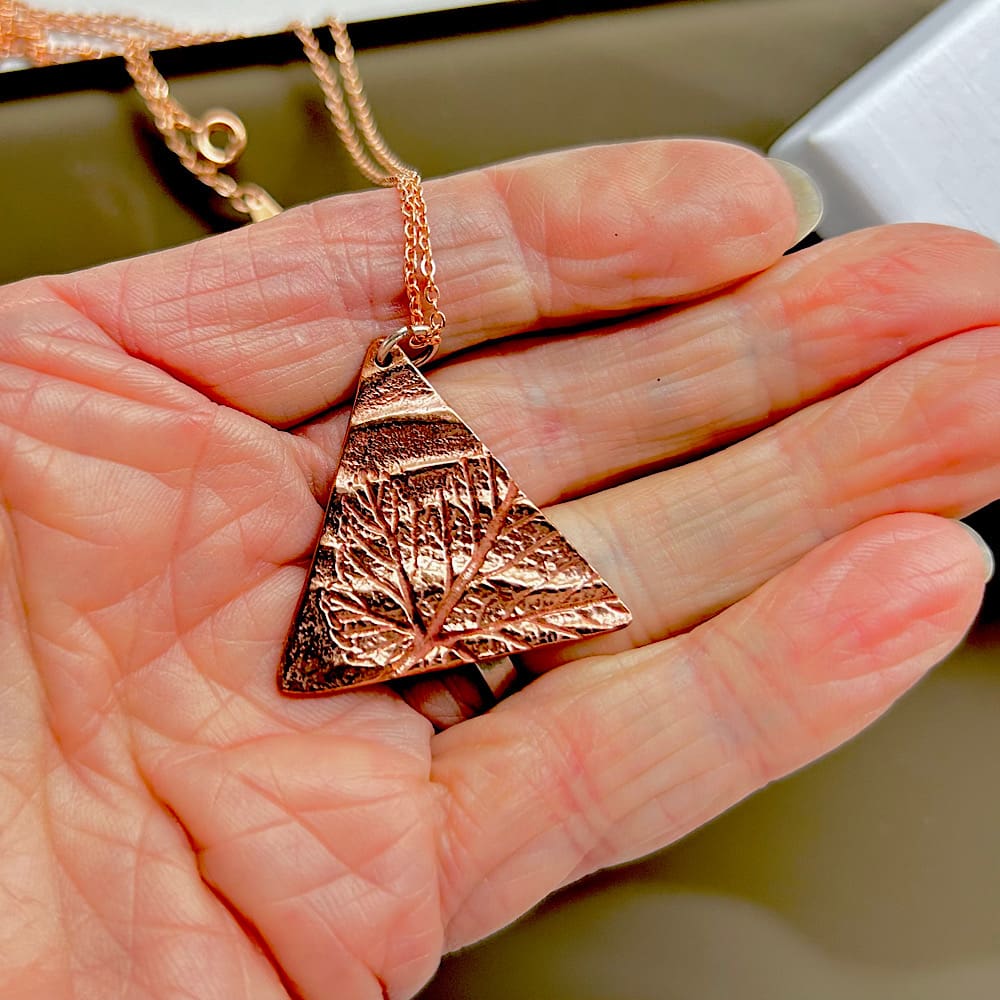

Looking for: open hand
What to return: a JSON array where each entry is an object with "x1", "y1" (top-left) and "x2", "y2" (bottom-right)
[{"x1": 0, "y1": 140, "x2": 997, "y2": 999}]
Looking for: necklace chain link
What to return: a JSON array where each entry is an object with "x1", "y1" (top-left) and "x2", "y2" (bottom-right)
[
  {"x1": 1, "y1": 2, "x2": 445, "y2": 354},
  {"x1": 295, "y1": 21, "x2": 444, "y2": 349}
]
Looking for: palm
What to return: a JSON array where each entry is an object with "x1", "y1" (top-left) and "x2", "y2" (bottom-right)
[
  {"x1": 0, "y1": 323, "x2": 440, "y2": 996},
  {"x1": 1, "y1": 141, "x2": 998, "y2": 1000}
]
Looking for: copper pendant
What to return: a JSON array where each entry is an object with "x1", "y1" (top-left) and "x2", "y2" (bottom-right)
[{"x1": 279, "y1": 340, "x2": 632, "y2": 695}]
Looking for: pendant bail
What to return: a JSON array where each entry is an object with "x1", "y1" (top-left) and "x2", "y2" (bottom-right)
[{"x1": 376, "y1": 325, "x2": 438, "y2": 368}]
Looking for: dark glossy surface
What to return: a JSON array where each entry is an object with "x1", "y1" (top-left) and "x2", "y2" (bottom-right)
[{"x1": 1, "y1": 0, "x2": 942, "y2": 282}]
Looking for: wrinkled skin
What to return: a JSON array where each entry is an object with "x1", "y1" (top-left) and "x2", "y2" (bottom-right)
[{"x1": 0, "y1": 140, "x2": 998, "y2": 999}]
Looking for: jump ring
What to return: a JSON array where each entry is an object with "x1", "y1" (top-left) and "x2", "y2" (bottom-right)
[
  {"x1": 376, "y1": 325, "x2": 438, "y2": 368},
  {"x1": 192, "y1": 108, "x2": 248, "y2": 166}
]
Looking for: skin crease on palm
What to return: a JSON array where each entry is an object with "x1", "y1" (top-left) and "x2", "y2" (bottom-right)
[{"x1": 0, "y1": 138, "x2": 998, "y2": 1000}]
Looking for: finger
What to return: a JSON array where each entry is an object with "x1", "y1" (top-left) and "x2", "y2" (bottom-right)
[
  {"x1": 431, "y1": 513, "x2": 990, "y2": 949},
  {"x1": 298, "y1": 223, "x2": 1000, "y2": 503},
  {"x1": 139, "y1": 695, "x2": 444, "y2": 1000},
  {"x1": 519, "y1": 323, "x2": 1000, "y2": 666},
  {"x1": 43, "y1": 140, "x2": 801, "y2": 425}
]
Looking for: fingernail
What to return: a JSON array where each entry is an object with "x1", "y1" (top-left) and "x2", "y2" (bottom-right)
[
  {"x1": 768, "y1": 158, "x2": 824, "y2": 246},
  {"x1": 959, "y1": 522, "x2": 995, "y2": 582}
]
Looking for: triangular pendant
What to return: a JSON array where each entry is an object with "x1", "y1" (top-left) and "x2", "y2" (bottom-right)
[{"x1": 280, "y1": 340, "x2": 632, "y2": 694}]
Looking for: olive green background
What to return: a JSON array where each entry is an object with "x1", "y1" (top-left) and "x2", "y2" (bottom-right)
[
  {"x1": 3, "y1": 2, "x2": 998, "y2": 998},
  {"x1": 0, "y1": 0, "x2": 950, "y2": 283}
]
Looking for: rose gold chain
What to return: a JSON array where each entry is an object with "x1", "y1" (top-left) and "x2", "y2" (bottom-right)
[
  {"x1": 2, "y1": 1, "x2": 283, "y2": 221},
  {"x1": 295, "y1": 21, "x2": 445, "y2": 353},
  {"x1": 121, "y1": 41, "x2": 283, "y2": 221},
  {"x1": 1, "y1": 0, "x2": 205, "y2": 64},
  {"x1": 2, "y1": 2, "x2": 446, "y2": 355}
]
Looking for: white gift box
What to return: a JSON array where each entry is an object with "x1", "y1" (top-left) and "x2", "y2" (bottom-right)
[{"x1": 771, "y1": 0, "x2": 1000, "y2": 242}]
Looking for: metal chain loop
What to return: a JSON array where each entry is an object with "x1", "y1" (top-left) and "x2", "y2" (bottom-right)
[
  {"x1": 2, "y1": 1, "x2": 282, "y2": 222},
  {"x1": 2, "y1": 3, "x2": 443, "y2": 353},
  {"x1": 121, "y1": 41, "x2": 281, "y2": 220},
  {"x1": 294, "y1": 20, "x2": 446, "y2": 358}
]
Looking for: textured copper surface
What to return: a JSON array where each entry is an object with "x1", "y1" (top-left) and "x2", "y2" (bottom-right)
[{"x1": 280, "y1": 341, "x2": 632, "y2": 694}]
